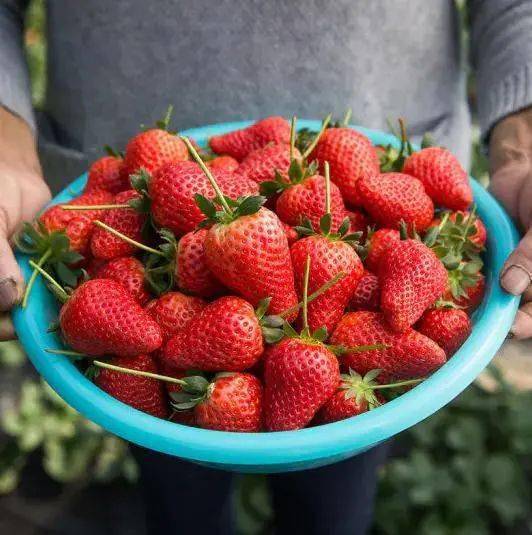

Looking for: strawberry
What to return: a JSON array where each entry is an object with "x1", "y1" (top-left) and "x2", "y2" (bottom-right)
[
  {"x1": 346, "y1": 210, "x2": 369, "y2": 236},
  {"x1": 263, "y1": 337, "x2": 340, "y2": 431},
  {"x1": 148, "y1": 161, "x2": 259, "y2": 234},
  {"x1": 403, "y1": 147, "x2": 473, "y2": 211},
  {"x1": 162, "y1": 296, "x2": 264, "y2": 371},
  {"x1": 121, "y1": 109, "x2": 189, "y2": 179},
  {"x1": 330, "y1": 311, "x2": 446, "y2": 381},
  {"x1": 349, "y1": 270, "x2": 380, "y2": 311},
  {"x1": 238, "y1": 143, "x2": 299, "y2": 184},
  {"x1": 95, "y1": 354, "x2": 168, "y2": 418},
  {"x1": 171, "y1": 372, "x2": 262, "y2": 432},
  {"x1": 364, "y1": 228, "x2": 401, "y2": 273},
  {"x1": 209, "y1": 116, "x2": 290, "y2": 161},
  {"x1": 207, "y1": 155, "x2": 239, "y2": 172},
  {"x1": 380, "y1": 238, "x2": 447, "y2": 332},
  {"x1": 94, "y1": 256, "x2": 151, "y2": 306},
  {"x1": 313, "y1": 369, "x2": 386, "y2": 424},
  {"x1": 357, "y1": 173, "x2": 434, "y2": 232},
  {"x1": 59, "y1": 279, "x2": 163, "y2": 356},
  {"x1": 308, "y1": 127, "x2": 380, "y2": 206},
  {"x1": 176, "y1": 229, "x2": 225, "y2": 297},
  {"x1": 275, "y1": 174, "x2": 347, "y2": 233},
  {"x1": 291, "y1": 212, "x2": 363, "y2": 334},
  {"x1": 85, "y1": 154, "x2": 127, "y2": 194},
  {"x1": 417, "y1": 307, "x2": 472, "y2": 356},
  {"x1": 90, "y1": 190, "x2": 146, "y2": 259},
  {"x1": 42, "y1": 211, "x2": 93, "y2": 256},
  {"x1": 183, "y1": 137, "x2": 299, "y2": 319},
  {"x1": 146, "y1": 291, "x2": 206, "y2": 342}
]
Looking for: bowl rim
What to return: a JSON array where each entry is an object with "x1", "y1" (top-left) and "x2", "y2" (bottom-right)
[{"x1": 12, "y1": 120, "x2": 520, "y2": 468}]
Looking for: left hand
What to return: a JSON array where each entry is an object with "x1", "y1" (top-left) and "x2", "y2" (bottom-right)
[{"x1": 489, "y1": 107, "x2": 532, "y2": 339}]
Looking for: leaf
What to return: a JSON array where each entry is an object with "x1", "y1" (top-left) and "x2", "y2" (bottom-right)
[
  {"x1": 182, "y1": 375, "x2": 209, "y2": 394},
  {"x1": 255, "y1": 298, "x2": 271, "y2": 320},
  {"x1": 262, "y1": 327, "x2": 284, "y2": 344},
  {"x1": 54, "y1": 262, "x2": 79, "y2": 287},
  {"x1": 261, "y1": 315, "x2": 284, "y2": 328},
  {"x1": 319, "y1": 213, "x2": 332, "y2": 235},
  {"x1": 312, "y1": 326, "x2": 328, "y2": 342},
  {"x1": 194, "y1": 194, "x2": 217, "y2": 219},
  {"x1": 282, "y1": 322, "x2": 298, "y2": 338},
  {"x1": 288, "y1": 159, "x2": 303, "y2": 182},
  {"x1": 337, "y1": 217, "x2": 350, "y2": 237},
  {"x1": 260, "y1": 181, "x2": 282, "y2": 196},
  {"x1": 235, "y1": 196, "x2": 266, "y2": 217}
]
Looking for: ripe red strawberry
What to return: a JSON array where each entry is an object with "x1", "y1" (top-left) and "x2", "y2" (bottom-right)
[
  {"x1": 380, "y1": 239, "x2": 447, "y2": 332},
  {"x1": 121, "y1": 129, "x2": 189, "y2": 179},
  {"x1": 403, "y1": 147, "x2": 473, "y2": 211},
  {"x1": 276, "y1": 174, "x2": 347, "y2": 232},
  {"x1": 281, "y1": 222, "x2": 299, "y2": 245},
  {"x1": 417, "y1": 307, "x2": 472, "y2": 356},
  {"x1": 238, "y1": 143, "x2": 299, "y2": 184},
  {"x1": 445, "y1": 272, "x2": 486, "y2": 314},
  {"x1": 349, "y1": 270, "x2": 380, "y2": 311},
  {"x1": 357, "y1": 173, "x2": 434, "y2": 232},
  {"x1": 59, "y1": 279, "x2": 163, "y2": 356},
  {"x1": 209, "y1": 116, "x2": 290, "y2": 161},
  {"x1": 40, "y1": 211, "x2": 93, "y2": 255},
  {"x1": 291, "y1": 234, "x2": 363, "y2": 334},
  {"x1": 263, "y1": 337, "x2": 340, "y2": 431},
  {"x1": 90, "y1": 190, "x2": 146, "y2": 259},
  {"x1": 330, "y1": 311, "x2": 446, "y2": 381},
  {"x1": 176, "y1": 229, "x2": 225, "y2": 297},
  {"x1": 146, "y1": 291, "x2": 206, "y2": 342},
  {"x1": 149, "y1": 161, "x2": 259, "y2": 234},
  {"x1": 94, "y1": 256, "x2": 151, "y2": 306},
  {"x1": 95, "y1": 354, "x2": 168, "y2": 418},
  {"x1": 308, "y1": 127, "x2": 380, "y2": 206},
  {"x1": 85, "y1": 155, "x2": 127, "y2": 194},
  {"x1": 192, "y1": 373, "x2": 262, "y2": 432},
  {"x1": 205, "y1": 206, "x2": 298, "y2": 319},
  {"x1": 207, "y1": 155, "x2": 239, "y2": 172},
  {"x1": 364, "y1": 228, "x2": 401, "y2": 273},
  {"x1": 162, "y1": 296, "x2": 264, "y2": 371},
  {"x1": 313, "y1": 370, "x2": 386, "y2": 424}
]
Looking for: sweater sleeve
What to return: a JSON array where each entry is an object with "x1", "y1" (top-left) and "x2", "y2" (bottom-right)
[
  {"x1": 0, "y1": 0, "x2": 34, "y2": 131},
  {"x1": 469, "y1": 0, "x2": 532, "y2": 140}
]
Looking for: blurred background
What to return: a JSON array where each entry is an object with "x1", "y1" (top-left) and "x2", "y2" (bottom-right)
[{"x1": 1, "y1": 1, "x2": 531, "y2": 533}]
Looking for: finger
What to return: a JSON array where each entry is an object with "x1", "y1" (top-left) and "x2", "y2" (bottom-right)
[
  {"x1": 0, "y1": 313, "x2": 16, "y2": 340},
  {"x1": 0, "y1": 235, "x2": 23, "y2": 312},
  {"x1": 510, "y1": 303, "x2": 532, "y2": 340},
  {"x1": 500, "y1": 228, "x2": 532, "y2": 296}
]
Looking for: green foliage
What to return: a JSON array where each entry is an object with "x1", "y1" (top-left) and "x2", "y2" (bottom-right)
[{"x1": 372, "y1": 367, "x2": 532, "y2": 535}]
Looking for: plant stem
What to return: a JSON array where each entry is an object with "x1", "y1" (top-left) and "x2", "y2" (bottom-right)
[
  {"x1": 330, "y1": 343, "x2": 390, "y2": 355},
  {"x1": 93, "y1": 360, "x2": 186, "y2": 385},
  {"x1": 289, "y1": 116, "x2": 297, "y2": 162},
  {"x1": 45, "y1": 348, "x2": 85, "y2": 357},
  {"x1": 60, "y1": 204, "x2": 129, "y2": 211},
  {"x1": 180, "y1": 136, "x2": 232, "y2": 214},
  {"x1": 161, "y1": 105, "x2": 174, "y2": 131},
  {"x1": 342, "y1": 108, "x2": 352, "y2": 126},
  {"x1": 22, "y1": 248, "x2": 52, "y2": 307},
  {"x1": 279, "y1": 271, "x2": 345, "y2": 318},
  {"x1": 27, "y1": 259, "x2": 69, "y2": 302},
  {"x1": 93, "y1": 220, "x2": 164, "y2": 256},
  {"x1": 301, "y1": 254, "x2": 311, "y2": 332},
  {"x1": 372, "y1": 377, "x2": 424, "y2": 390},
  {"x1": 324, "y1": 161, "x2": 331, "y2": 215},
  {"x1": 302, "y1": 113, "x2": 332, "y2": 160}
]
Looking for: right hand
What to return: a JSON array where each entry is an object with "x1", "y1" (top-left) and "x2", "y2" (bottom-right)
[{"x1": 0, "y1": 107, "x2": 51, "y2": 340}]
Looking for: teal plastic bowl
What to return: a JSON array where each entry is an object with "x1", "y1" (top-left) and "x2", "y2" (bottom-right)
[{"x1": 13, "y1": 121, "x2": 520, "y2": 473}]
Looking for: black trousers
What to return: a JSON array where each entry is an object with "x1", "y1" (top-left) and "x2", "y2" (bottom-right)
[{"x1": 130, "y1": 443, "x2": 389, "y2": 535}]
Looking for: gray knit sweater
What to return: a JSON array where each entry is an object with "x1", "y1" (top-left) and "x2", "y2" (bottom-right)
[{"x1": 1, "y1": 1, "x2": 532, "y2": 190}]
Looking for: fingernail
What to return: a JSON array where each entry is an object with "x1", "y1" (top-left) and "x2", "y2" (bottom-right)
[
  {"x1": 0, "y1": 278, "x2": 19, "y2": 312},
  {"x1": 501, "y1": 266, "x2": 531, "y2": 295}
]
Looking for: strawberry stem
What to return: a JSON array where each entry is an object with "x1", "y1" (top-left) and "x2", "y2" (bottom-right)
[
  {"x1": 93, "y1": 220, "x2": 164, "y2": 256},
  {"x1": 324, "y1": 161, "x2": 331, "y2": 215},
  {"x1": 60, "y1": 204, "x2": 129, "y2": 211},
  {"x1": 279, "y1": 271, "x2": 345, "y2": 318},
  {"x1": 301, "y1": 254, "x2": 311, "y2": 334},
  {"x1": 342, "y1": 108, "x2": 352, "y2": 127},
  {"x1": 302, "y1": 113, "x2": 332, "y2": 160},
  {"x1": 22, "y1": 248, "x2": 52, "y2": 307},
  {"x1": 180, "y1": 136, "x2": 233, "y2": 215},
  {"x1": 372, "y1": 377, "x2": 424, "y2": 390},
  {"x1": 329, "y1": 343, "x2": 390, "y2": 355},
  {"x1": 289, "y1": 116, "x2": 297, "y2": 162},
  {"x1": 27, "y1": 259, "x2": 69, "y2": 302},
  {"x1": 93, "y1": 360, "x2": 187, "y2": 385}
]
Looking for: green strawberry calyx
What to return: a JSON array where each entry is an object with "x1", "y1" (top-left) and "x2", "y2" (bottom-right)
[{"x1": 339, "y1": 368, "x2": 425, "y2": 409}]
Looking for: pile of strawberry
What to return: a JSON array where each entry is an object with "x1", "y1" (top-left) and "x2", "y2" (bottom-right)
[{"x1": 17, "y1": 110, "x2": 486, "y2": 433}]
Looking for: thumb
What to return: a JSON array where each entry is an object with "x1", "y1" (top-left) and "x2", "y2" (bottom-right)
[
  {"x1": 0, "y1": 217, "x2": 23, "y2": 312},
  {"x1": 500, "y1": 227, "x2": 532, "y2": 296}
]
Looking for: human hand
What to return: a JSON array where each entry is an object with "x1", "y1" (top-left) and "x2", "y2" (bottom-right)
[
  {"x1": 0, "y1": 107, "x2": 50, "y2": 340},
  {"x1": 490, "y1": 107, "x2": 532, "y2": 339}
]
